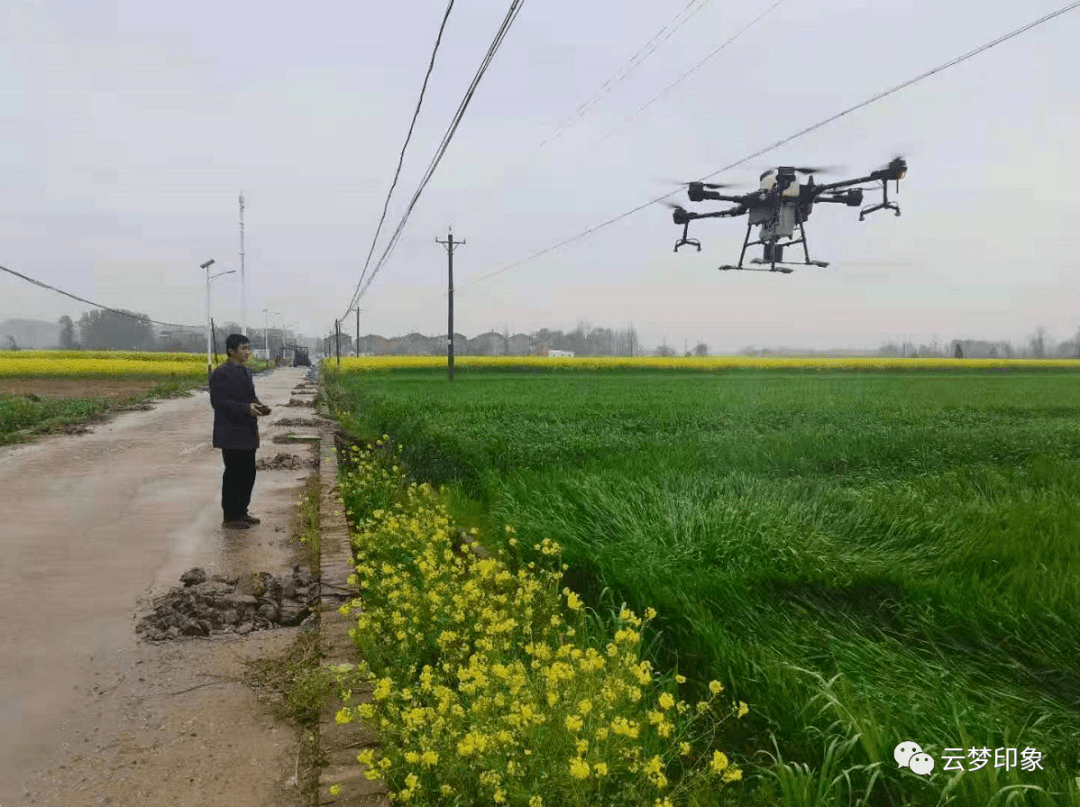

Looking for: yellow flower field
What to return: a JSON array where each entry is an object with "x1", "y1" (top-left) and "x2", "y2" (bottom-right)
[
  {"x1": 323, "y1": 355, "x2": 1080, "y2": 373},
  {"x1": 0, "y1": 351, "x2": 266, "y2": 378},
  {"x1": 9, "y1": 350, "x2": 204, "y2": 362}
]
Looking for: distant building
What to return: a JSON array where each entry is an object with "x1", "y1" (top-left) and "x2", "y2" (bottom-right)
[
  {"x1": 508, "y1": 334, "x2": 530, "y2": 355},
  {"x1": 548, "y1": 349, "x2": 574, "y2": 358},
  {"x1": 472, "y1": 331, "x2": 505, "y2": 356}
]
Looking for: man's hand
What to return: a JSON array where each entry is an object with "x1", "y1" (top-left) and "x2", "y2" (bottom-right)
[{"x1": 249, "y1": 403, "x2": 271, "y2": 417}]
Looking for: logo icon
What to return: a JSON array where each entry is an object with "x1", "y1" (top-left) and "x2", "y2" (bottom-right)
[{"x1": 895, "y1": 741, "x2": 935, "y2": 776}]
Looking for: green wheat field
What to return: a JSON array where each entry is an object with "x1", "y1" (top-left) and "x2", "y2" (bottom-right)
[{"x1": 324, "y1": 365, "x2": 1080, "y2": 806}]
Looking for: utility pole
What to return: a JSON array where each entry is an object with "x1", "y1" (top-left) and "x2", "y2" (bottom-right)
[
  {"x1": 239, "y1": 192, "x2": 246, "y2": 337},
  {"x1": 335, "y1": 319, "x2": 340, "y2": 370},
  {"x1": 436, "y1": 229, "x2": 464, "y2": 382},
  {"x1": 356, "y1": 306, "x2": 360, "y2": 358}
]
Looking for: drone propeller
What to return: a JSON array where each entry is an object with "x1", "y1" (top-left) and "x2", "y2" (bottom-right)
[
  {"x1": 659, "y1": 178, "x2": 739, "y2": 190},
  {"x1": 791, "y1": 165, "x2": 843, "y2": 175}
]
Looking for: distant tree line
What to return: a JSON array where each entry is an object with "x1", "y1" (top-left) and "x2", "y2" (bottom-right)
[
  {"x1": 322, "y1": 320, "x2": 711, "y2": 358},
  {"x1": 2, "y1": 311, "x2": 1075, "y2": 359},
  {"x1": 877, "y1": 326, "x2": 1080, "y2": 358},
  {"x1": 51, "y1": 310, "x2": 302, "y2": 357}
]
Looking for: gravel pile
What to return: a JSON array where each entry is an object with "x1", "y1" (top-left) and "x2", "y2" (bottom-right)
[
  {"x1": 256, "y1": 452, "x2": 319, "y2": 470},
  {"x1": 136, "y1": 566, "x2": 318, "y2": 641},
  {"x1": 273, "y1": 417, "x2": 325, "y2": 427},
  {"x1": 284, "y1": 399, "x2": 315, "y2": 408}
]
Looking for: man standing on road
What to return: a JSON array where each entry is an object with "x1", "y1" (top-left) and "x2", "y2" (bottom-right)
[{"x1": 210, "y1": 334, "x2": 271, "y2": 529}]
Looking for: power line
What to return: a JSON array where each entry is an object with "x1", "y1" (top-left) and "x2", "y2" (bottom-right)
[
  {"x1": 595, "y1": 0, "x2": 793, "y2": 145},
  {"x1": 457, "y1": 0, "x2": 1080, "y2": 293},
  {"x1": 0, "y1": 263, "x2": 203, "y2": 329},
  {"x1": 342, "y1": 0, "x2": 525, "y2": 316},
  {"x1": 540, "y1": 0, "x2": 716, "y2": 147},
  {"x1": 343, "y1": 0, "x2": 457, "y2": 319}
]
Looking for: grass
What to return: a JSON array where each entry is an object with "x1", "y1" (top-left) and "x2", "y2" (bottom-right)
[{"x1": 322, "y1": 367, "x2": 1080, "y2": 806}]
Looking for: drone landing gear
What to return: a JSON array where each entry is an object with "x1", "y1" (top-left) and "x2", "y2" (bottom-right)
[
  {"x1": 673, "y1": 222, "x2": 701, "y2": 252},
  {"x1": 859, "y1": 179, "x2": 901, "y2": 220},
  {"x1": 720, "y1": 265, "x2": 793, "y2": 274},
  {"x1": 720, "y1": 221, "x2": 828, "y2": 274}
]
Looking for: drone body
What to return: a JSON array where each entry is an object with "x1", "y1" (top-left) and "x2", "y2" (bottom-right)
[{"x1": 670, "y1": 158, "x2": 907, "y2": 273}]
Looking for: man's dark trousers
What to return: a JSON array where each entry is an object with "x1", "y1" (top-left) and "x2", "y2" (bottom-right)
[{"x1": 221, "y1": 449, "x2": 256, "y2": 520}]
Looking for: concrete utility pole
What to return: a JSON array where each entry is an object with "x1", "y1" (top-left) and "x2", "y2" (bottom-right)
[
  {"x1": 335, "y1": 319, "x2": 340, "y2": 370},
  {"x1": 203, "y1": 259, "x2": 215, "y2": 386},
  {"x1": 436, "y1": 229, "x2": 464, "y2": 382},
  {"x1": 239, "y1": 193, "x2": 246, "y2": 337}
]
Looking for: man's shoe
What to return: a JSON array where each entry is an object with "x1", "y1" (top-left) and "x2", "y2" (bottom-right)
[
  {"x1": 222, "y1": 519, "x2": 251, "y2": 529},
  {"x1": 241, "y1": 514, "x2": 261, "y2": 524}
]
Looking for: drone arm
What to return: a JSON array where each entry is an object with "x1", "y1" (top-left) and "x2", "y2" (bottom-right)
[
  {"x1": 698, "y1": 190, "x2": 756, "y2": 204},
  {"x1": 814, "y1": 191, "x2": 864, "y2": 207},
  {"x1": 813, "y1": 174, "x2": 877, "y2": 194},
  {"x1": 687, "y1": 205, "x2": 748, "y2": 220}
]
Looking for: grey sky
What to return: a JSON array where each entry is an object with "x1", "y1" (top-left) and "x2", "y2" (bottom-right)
[{"x1": 2, "y1": 0, "x2": 1078, "y2": 352}]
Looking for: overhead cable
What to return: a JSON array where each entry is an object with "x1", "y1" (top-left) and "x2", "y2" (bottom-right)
[
  {"x1": 457, "y1": 0, "x2": 1080, "y2": 292},
  {"x1": 343, "y1": 0, "x2": 457, "y2": 319},
  {"x1": 596, "y1": 0, "x2": 793, "y2": 144},
  {"x1": 540, "y1": 0, "x2": 716, "y2": 147},
  {"x1": 0, "y1": 263, "x2": 203, "y2": 329},
  {"x1": 344, "y1": 0, "x2": 525, "y2": 313}
]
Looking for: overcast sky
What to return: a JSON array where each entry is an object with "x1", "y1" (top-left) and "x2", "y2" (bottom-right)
[{"x1": 2, "y1": 0, "x2": 1078, "y2": 352}]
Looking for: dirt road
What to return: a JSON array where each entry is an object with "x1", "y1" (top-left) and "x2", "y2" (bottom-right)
[{"x1": 0, "y1": 366, "x2": 320, "y2": 806}]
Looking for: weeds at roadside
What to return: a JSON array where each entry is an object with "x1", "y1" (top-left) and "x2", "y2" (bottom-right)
[
  {"x1": 238, "y1": 467, "x2": 328, "y2": 805},
  {"x1": 297, "y1": 472, "x2": 321, "y2": 573}
]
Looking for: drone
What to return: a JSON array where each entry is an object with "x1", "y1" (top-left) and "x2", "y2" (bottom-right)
[{"x1": 668, "y1": 157, "x2": 907, "y2": 273}]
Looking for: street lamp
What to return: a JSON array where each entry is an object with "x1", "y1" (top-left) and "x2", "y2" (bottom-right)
[
  {"x1": 262, "y1": 309, "x2": 280, "y2": 363},
  {"x1": 203, "y1": 259, "x2": 236, "y2": 385}
]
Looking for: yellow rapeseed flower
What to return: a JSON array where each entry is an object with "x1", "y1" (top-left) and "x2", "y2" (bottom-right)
[
  {"x1": 710, "y1": 751, "x2": 730, "y2": 774},
  {"x1": 709, "y1": 680, "x2": 724, "y2": 694},
  {"x1": 569, "y1": 758, "x2": 590, "y2": 779},
  {"x1": 658, "y1": 692, "x2": 675, "y2": 710}
]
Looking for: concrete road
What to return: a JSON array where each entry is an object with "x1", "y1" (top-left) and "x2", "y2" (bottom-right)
[{"x1": 0, "y1": 366, "x2": 320, "y2": 805}]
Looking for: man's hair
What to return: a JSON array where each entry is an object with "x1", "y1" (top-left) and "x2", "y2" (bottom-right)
[{"x1": 225, "y1": 333, "x2": 250, "y2": 354}]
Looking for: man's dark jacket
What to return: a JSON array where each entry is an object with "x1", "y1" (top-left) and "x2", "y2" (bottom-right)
[{"x1": 210, "y1": 362, "x2": 262, "y2": 450}]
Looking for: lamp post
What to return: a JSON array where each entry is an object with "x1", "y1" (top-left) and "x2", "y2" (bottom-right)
[
  {"x1": 203, "y1": 260, "x2": 236, "y2": 385},
  {"x1": 262, "y1": 308, "x2": 281, "y2": 362}
]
